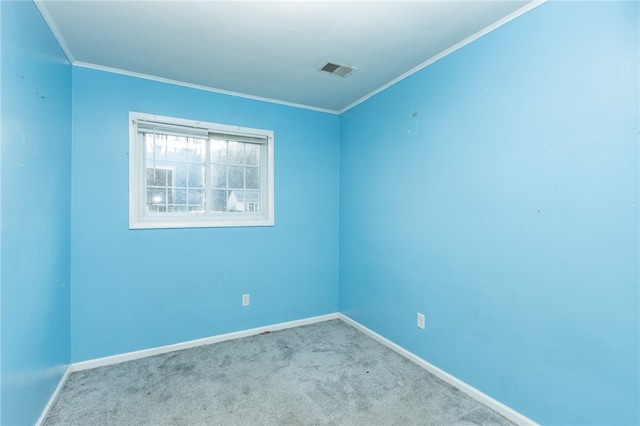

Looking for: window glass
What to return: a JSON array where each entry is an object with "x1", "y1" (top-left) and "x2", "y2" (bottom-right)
[{"x1": 130, "y1": 112, "x2": 273, "y2": 228}]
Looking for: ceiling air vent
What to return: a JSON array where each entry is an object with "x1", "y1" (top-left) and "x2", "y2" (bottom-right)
[{"x1": 318, "y1": 60, "x2": 356, "y2": 78}]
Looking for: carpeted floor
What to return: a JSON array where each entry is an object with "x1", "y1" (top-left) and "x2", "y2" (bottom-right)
[{"x1": 44, "y1": 320, "x2": 515, "y2": 425}]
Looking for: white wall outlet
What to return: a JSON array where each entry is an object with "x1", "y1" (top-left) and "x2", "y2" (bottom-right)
[
  {"x1": 242, "y1": 294, "x2": 250, "y2": 307},
  {"x1": 417, "y1": 313, "x2": 425, "y2": 329}
]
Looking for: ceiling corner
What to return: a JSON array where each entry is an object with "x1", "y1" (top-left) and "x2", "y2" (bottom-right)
[{"x1": 34, "y1": 0, "x2": 76, "y2": 64}]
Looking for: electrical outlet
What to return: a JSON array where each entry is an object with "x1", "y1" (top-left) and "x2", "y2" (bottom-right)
[
  {"x1": 242, "y1": 294, "x2": 250, "y2": 307},
  {"x1": 417, "y1": 313, "x2": 425, "y2": 329}
]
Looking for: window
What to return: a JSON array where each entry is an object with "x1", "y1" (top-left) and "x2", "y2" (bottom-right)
[{"x1": 129, "y1": 112, "x2": 274, "y2": 229}]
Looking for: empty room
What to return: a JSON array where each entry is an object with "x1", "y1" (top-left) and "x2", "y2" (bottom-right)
[{"x1": 1, "y1": 0, "x2": 638, "y2": 425}]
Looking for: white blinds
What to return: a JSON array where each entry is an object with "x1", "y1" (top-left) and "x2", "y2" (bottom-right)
[
  {"x1": 136, "y1": 120, "x2": 208, "y2": 138},
  {"x1": 136, "y1": 120, "x2": 267, "y2": 144}
]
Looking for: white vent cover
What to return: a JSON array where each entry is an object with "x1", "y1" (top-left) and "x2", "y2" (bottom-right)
[{"x1": 318, "y1": 60, "x2": 356, "y2": 78}]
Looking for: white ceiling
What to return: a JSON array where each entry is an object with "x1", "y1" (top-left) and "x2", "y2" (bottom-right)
[{"x1": 36, "y1": 1, "x2": 541, "y2": 113}]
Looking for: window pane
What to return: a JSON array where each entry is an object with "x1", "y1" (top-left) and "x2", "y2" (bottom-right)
[
  {"x1": 175, "y1": 189, "x2": 187, "y2": 205},
  {"x1": 188, "y1": 164, "x2": 204, "y2": 188},
  {"x1": 188, "y1": 189, "x2": 205, "y2": 209},
  {"x1": 211, "y1": 190, "x2": 227, "y2": 212},
  {"x1": 210, "y1": 140, "x2": 227, "y2": 163},
  {"x1": 147, "y1": 168, "x2": 170, "y2": 187},
  {"x1": 228, "y1": 165, "x2": 244, "y2": 188},
  {"x1": 227, "y1": 190, "x2": 240, "y2": 212},
  {"x1": 233, "y1": 190, "x2": 245, "y2": 202},
  {"x1": 245, "y1": 143, "x2": 260, "y2": 166},
  {"x1": 146, "y1": 134, "x2": 170, "y2": 160},
  {"x1": 186, "y1": 138, "x2": 206, "y2": 163},
  {"x1": 245, "y1": 202, "x2": 260, "y2": 213},
  {"x1": 147, "y1": 188, "x2": 169, "y2": 212},
  {"x1": 147, "y1": 188, "x2": 162, "y2": 204},
  {"x1": 228, "y1": 141, "x2": 244, "y2": 164},
  {"x1": 167, "y1": 136, "x2": 187, "y2": 163},
  {"x1": 174, "y1": 164, "x2": 187, "y2": 188},
  {"x1": 211, "y1": 165, "x2": 227, "y2": 188},
  {"x1": 246, "y1": 167, "x2": 260, "y2": 190},
  {"x1": 145, "y1": 134, "x2": 155, "y2": 156},
  {"x1": 245, "y1": 190, "x2": 260, "y2": 202}
]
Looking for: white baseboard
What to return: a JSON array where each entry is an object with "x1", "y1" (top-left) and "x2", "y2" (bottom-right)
[
  {"x1": 43, "y1": 313, "x2": 533, "y2": 426},
  {"x1": 35, "y1": 365, "x2": 72, "y2": 426},
  {"x1": 338, "y1": 314, "x2": 538, "y2": 426},
  {"x1": 72, "y1": 313, "x2": 339, "y2": 371}
]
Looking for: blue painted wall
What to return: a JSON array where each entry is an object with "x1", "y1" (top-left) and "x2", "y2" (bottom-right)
[
  {"x1": 2, "y1": 1, "x2": 637, "y2": 424},
  {"x1": 70, "y1": 68, "x2": 340, "y2": 362},
  {"x1": 339, "y1": 2, "x2": 639, "y2": 425},
  {"x1": 0, "y1": 1, "x2": 72, "y2": 425}
]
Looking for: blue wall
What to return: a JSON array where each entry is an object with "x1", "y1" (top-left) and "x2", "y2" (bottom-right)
[
  {"x1": 0, "y1": 1, "x2": 72, "y2": 425},
  {"x1": 70, "y1": 68, "x2": 340, "y2": 362},
  {"x1": 339, "y1": 2, "x2": 639, "y2": 425},
  {"x1": 2, "y1": 1, "x2": 638, "y2": 424}
]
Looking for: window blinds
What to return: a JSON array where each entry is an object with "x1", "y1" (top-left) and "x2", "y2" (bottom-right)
[{"x1": 136, "y1": 120, "x2": 268, "y2": 144}]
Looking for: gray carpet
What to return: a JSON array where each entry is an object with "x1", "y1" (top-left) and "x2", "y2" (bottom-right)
[{"x1": 44, "y1": 320, "x2": 515, "y2": 425}]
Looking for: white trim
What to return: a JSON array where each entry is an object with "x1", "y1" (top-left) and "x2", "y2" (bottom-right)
[
  {"x1": 72, "y1": 313, "x2": 339, "y2": 371},
  {"x1": 33, "y1": 1, "x2": 75, "y2": 63},
  {"x1": 74, "y1": 62, "x2": 339, "y2": 115},
  {"x1": 36, "y1": 1, "x2": 545, "y2": 116},
  {"x1": 35, "y1": 365, "x2": 72, "y2": 426},
  {"x1": 338, "y1": 314, "x2": 539, "y2": 426},
  {"x1": 128, "y1": 111, "x2": 275, "y2": 229},
  {"x1": 338, "y1": 0, "x2": 548, "y2": 114},
  {"x1": 43, "y1": 314, "x2": 534, "y2": 425}
]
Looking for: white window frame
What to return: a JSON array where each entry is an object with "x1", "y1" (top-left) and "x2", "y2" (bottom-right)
[{"x1": 129, "y1": 112, "x2": 274, "y2": 229}]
